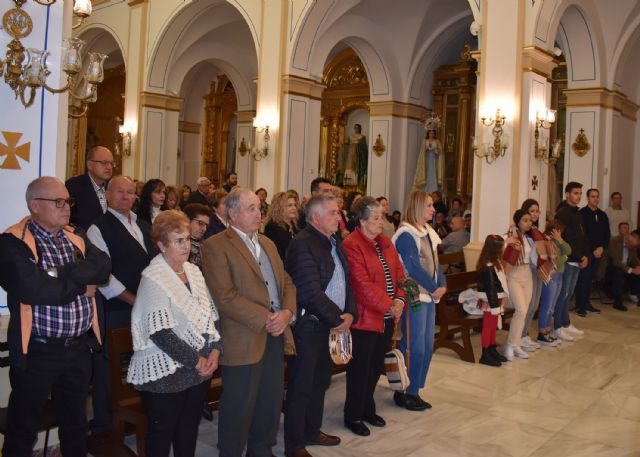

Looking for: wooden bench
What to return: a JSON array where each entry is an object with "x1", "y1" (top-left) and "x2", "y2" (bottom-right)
[{"x1": 438, "y1": 250, "x2": 466, "y2": 273}]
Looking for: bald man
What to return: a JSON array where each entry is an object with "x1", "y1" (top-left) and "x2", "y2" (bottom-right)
[
  {"x1": 87, "y1": 176, "x2": 155, "y2": 432},
  {"x1": 0, "y1": 177, "x2": 111, "y2": 456},
  {"x1": 440, "y1": 216, "x2": 470, "y2": 254},
  {"x1": 66, "y1": 146, "x2": 115, "y2": 230}
]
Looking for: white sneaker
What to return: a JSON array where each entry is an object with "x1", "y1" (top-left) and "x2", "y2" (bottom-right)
[
  {"x1": 555, "y1": 328, "x2": 574, "y2": 342},
  {"x1": 513, "y1": 346, "x2": 530, "y2": 359},
  {"x1": 520, "y1": 336, "x2": 536, "y2": 352},
  {"x1": 628, "y1": 294, "x2": 639, "y2": 303},
  {"x1": 503, "y1": 344, "x2": 514, "y2": 362},
  {"x1": 531, "y1": 339, "x2": 542, "y2": 349},
  {"x1": 565, "y1": 324, "x2": 584, "y2": 336}
]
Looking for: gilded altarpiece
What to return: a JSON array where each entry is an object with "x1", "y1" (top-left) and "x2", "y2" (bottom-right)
[
  {"x1": 549, "y1": 61, "x2": 567, "y2": 215},
  {"x1": 201, "y1": 76, "x2": 237, "y2": 186},
  {"x1": 319, "y1": 49, "x2": 370, "y2": 194},
  {"x1": 431, "y1": 45, "x2": 477, "y2": 203}
]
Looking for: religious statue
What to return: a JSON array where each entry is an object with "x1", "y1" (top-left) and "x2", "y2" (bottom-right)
[
  {"x1": 337, "y1": 123, "x2": 368, "y2": 189},
  {"x1": 413, "y1": 129, "x2": 444, "y2": 193}
]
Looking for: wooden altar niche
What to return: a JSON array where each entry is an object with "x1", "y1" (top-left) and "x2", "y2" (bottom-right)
[
  {"x1": 319, "y1": 48, "x2": 370, "y2": 194},
  {"x1": 201, "y1": 75, "x2": 237, "y2": 186},
  {"x1": 69, "y1": 64, "x2": 125, "y2": 178},
  {"x1": 549, "y1": 60, "x2": 567, "y2": 216},
  {"x1": 431, "y1": 44, "x2": 477, "y2": 204}
]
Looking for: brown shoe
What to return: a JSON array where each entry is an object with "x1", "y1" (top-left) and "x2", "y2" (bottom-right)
[
  {"x1": 285, "y1": 449, "x2": 313, "y2": 457},
  {"x1": 305, "y1": 430, "x2": 341, "y2": 446}
]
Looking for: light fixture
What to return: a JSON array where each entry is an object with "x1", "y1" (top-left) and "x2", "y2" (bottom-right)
[
  {"x1": 250, "y1": 124, "x2": 270, "y2": 161},
  {"x1": 472, "y1": 108, "x2": 508, "y2": 164},
  {"x1": 372, "y1": 134, "x2": 385, "y2": 157},
  {"x1": 238, "y1": 138, "x2": 249, "y2": 156},
  {"x1": 72, "y1": 0, "x2": 92, "y2": 29},
  {"x1": 534, "y1": 108, "x2": 556, "y2": 162},
  {"x1": 114, "y1": 117, "x2": 132, "y2": 156},
  {"x1": 0, "y1": 1, "x2": 103, "y2": 116}
]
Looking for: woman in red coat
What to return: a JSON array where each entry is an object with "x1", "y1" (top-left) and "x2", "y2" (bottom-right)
[{"x1": 342, "y1": 196, "x2": 407, "y2": 437}]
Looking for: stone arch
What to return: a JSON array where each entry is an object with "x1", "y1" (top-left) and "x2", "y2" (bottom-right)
[
  {"x1": 77, "y1": 24, "x2": 126, "y2": 70},
  {"x1": 612, "y1": 15, "x2": 640, "y2": 101}
]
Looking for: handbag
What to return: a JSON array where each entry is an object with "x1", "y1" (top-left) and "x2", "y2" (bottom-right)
[
  {"x1": 384, "y1": 306, "x2": 411, "y2": 392},
  {"x1": 329, "y1": 329, "x2": 353, "y2": 365}
]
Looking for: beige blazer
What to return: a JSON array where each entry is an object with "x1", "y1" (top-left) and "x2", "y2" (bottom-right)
[{"x1": 201, "y1": 226, "x2": 296, "y2": 366}]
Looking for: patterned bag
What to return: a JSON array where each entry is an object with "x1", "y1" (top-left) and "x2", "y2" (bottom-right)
[
  {"x1": 399, "y1": 277, "x2": 422, "y2": 312},
  {"x1": 329, "y1": 329, "x2": 353, "y2": 365},
  {"x1": 385, "y1": 308, "x2": 411, "y2": 392}
]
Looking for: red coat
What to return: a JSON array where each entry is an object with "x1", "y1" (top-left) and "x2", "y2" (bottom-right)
[{"x1": 343, "y1": 227, "x2": 407, "y2": 333}]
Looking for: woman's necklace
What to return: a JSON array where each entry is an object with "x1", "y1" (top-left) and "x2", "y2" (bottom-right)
[{"x1": 174, "y1": 267, "x2": 185, "y2": 275}]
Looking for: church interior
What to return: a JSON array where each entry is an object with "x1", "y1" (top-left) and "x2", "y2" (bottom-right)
[{"x1": 1, "y1": 0, "x2": 640, "y2": 455}]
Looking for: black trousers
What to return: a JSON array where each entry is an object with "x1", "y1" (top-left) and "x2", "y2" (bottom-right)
[
  {"x1": 2, "y1": 338, "x2": 92, "y2": 457},
  {"x1": 344, "y1": 319, "x2": 394, "y2": 422},
  {"x1": 575, "y1": 256, "x2": 600, "y2": 312},
  {"x1": 218, "y1": 335, "x2": 284, "y2": 457},
  {"x1": 607, "y1": 266, "x2": 640, "y2": 305},
  {"x1": 138, "y1": 379, "x2": 210, "y2": 457},
  {"x1": 283, "y1": 316, "x2": 334, "y2": 453}
]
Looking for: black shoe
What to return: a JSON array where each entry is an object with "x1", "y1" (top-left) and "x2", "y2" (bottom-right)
[
  {"x1": 585, "y1": 304, "x2": 601, "y2": 314},
  {"x1": 202, "y1": 402, "x2": 213, "y2": 421},
  {"x1": 613, "y1": 302, "x2": 628, "y2": 312},
  {"x1": 393, "y1": 391, "x2": 406, "y2": 407},
  {"x1": 344, "y1": 420, "x2": 370, "y2": 436},
  {"x1": 575, "y1": 309, "x2": 587, "y2": 317},
  {"x1": 489, "y1": 344, "x2": 507, "y2": 362},
  {"x1": 363, "y1": 414, "x2": 385, "y2": 427},
  {"x1": 479, "y1": 348, "x2": 501, "y2": 367},
  {"x1": 404, "y1": 394, "x2": 430, "y2": 411}
]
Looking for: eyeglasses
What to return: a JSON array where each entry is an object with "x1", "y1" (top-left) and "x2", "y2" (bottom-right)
[
  {"x1": 168, "y1": 237, "x2": 191, "y2": 247},
  {"x1": 191, "y1": 218, "x2": 209, "y2": 229},
  {"x1": 33, "y1": 198, "x2": 76, "y2": 208},
  {"x1": 88, "y1": 159, "x2": 116, "y2": 167}
]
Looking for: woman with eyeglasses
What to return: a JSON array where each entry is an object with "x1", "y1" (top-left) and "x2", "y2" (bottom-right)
[{"x1": 127, "y1": 210, "x2": 222, "y2": 457}]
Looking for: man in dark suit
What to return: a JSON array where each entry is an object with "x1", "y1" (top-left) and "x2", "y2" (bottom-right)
[
  {"x1": 606, "y1": 228, "x2": 640, "y2": 311},
  {"x1": 186, "y1": 177, "x2": 212, "y2": 205},
  {"x1": 202, "y1": 187, "x2": 296, "y2": 457},
  {"x1": 284, "y1": 194, "x2": 358, "y2": 457},
  {"x1": 86, "y1": 176, "x2": 155, "y2": 433},
  {"x1": 65, "y1": 146, "x2": 114, "y2": 230}
]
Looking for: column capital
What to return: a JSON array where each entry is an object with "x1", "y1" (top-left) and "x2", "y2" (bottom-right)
[
  {"x1": 282, "y1": 74, "x2": 325, "y2": 101},
  {"x1": 368, "y1": 100, "x2": 428, "y2": 121},
  {"x1": 565, "y1": 87, "x2": 639, "y2": 121},
  {"x1": 140, "y1": 91, "x2": 183, "y2": 112},
  {"x1": 522, "y1": 46, "x2": 560, "y2": 80},
  {"x1": 128, "y1": 0, "x2": 148, "y2": 6}
]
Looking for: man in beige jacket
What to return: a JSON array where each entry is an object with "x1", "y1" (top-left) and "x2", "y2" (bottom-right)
[{"x1": 202, "y1": 187, "x2": 296, "y2": 457}]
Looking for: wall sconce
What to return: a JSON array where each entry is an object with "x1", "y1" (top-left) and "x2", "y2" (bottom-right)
[
  {"x1": 372, "y1": 134, "x2": 385, "y2": 157},
  {"x1": 534, "y1": 108, "x2": 556, "y2": 162},
  {"x1": 250, "y1": 124, "x2": 270, "y2": 161},
  {"x1": 238, "y1": 138, "x2": 249, "y2": 156},
  {"x1": 472, "y1": 108, "x2": 508, "y2": 163},
  {"x1": 0, "y1": 1, "x2": 102, "y2": 115},
  {"x1": 115, "y1": 118, "x2": 132, "y2": 156}
]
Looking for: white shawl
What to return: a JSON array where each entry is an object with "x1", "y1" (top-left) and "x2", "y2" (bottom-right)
[{"x1": 127, "y1": 254, "x2": 220, "y2": 386}]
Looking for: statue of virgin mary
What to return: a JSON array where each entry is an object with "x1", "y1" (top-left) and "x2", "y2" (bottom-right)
[{"x1": 413, "y1": 129, "x2": 444, "y2": 193}]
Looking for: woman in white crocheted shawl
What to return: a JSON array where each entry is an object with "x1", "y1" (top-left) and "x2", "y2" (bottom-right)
[{"x1": 127, "y1": 210, "x2": 221, "y2": 457}]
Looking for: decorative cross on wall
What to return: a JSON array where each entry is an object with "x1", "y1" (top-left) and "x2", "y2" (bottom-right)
[{"x1": 531, "y1": 175, "x2": 538, "y2": 191}]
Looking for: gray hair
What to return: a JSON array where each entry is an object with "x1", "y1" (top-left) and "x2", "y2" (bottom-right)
[
  {"x1": 305, "y1": 194, "x2": 337, "y2": 224},
  {"x1": 225, "y1": 187, "x2": 254, "y2": 220},
  {"x1": 106, "y1": 175, "x2": 134, "y2": 190},
  {"x1": 352, "y1": 196, "x2": 381, "y2": 226},
  {"x1": 25, "y1": 176, "x2": 63, "y2": 202}
]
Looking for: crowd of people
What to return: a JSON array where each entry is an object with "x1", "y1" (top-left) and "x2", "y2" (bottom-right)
[{"x1": 0, "y1": 144, "x2": 637, "y2": 457}]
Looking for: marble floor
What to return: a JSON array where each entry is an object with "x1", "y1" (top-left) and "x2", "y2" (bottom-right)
[{"x1": 124, "y1": 299, "x2": 640, "y2": 457}]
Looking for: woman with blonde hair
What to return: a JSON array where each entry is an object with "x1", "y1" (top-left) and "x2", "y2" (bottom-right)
[
  {"x1": 391, "y1": 190, "x2": 446, "y2": 411},
  {"x1": 263, "y1": 191, "x2": 300, "y2": 261}
]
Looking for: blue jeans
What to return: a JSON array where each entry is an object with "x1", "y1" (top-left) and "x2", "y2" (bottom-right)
[
  {"x1": 399, "y1": 301, "x2": 435, "y2": 396},
  {"x1": 554, "y1": 264, "x2": 580, "y2": 329},
  {"x1": 522, "y1": 265, "x2": 543, "y2": 337},
  {"x1": 539, "y1": 271, "x2": 562, "y2": 330}
]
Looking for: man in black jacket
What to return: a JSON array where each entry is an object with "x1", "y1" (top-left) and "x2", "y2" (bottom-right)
[
  {"x1": 0, "y1": 177, "x2": 111, "y2": 457},
  {"x1": 284, "y1": 195, "x2": 358, "y2": 457},
  {"x1": 65, "y1": 146, "x2": 114, "y2": 230},
  {"x1": 575, "y1": 189, "x2": 610, "y2": 316},
  {"x1": 554, "y1": 181, "x2": 589, "y2": 341}
]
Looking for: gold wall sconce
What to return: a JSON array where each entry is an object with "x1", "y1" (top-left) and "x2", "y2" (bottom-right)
[
  {"x1": 472, "y1": 108, "x2": 508, "y2": 164},
  {"x1": 534, "y1": 108, "x2": 556, "y2": 162},
  {"x1": 372, "y1": 134, "x2": 385, "y2": 157},
  {"x1": 250, "y1": 124, "x2": 270, "y2": 161},
  {"x1": 238, "y1": 138, "x2": 249, "y2": 156},
  {"x1": 114, "y1": 117, "x2": 132, "y2": 156},
  {"x1": 571, "y1": 128, "x2": 590, "y2": 157},
  {"x1": 1, "y1": 1, "x2": 102, "y2": 115}
]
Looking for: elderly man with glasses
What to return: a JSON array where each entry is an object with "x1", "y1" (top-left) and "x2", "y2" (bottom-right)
[
  {"x1": 0, "y1": 176, "x2": 111, "y2": 457},
  {"x1": 66, "y1": 146, "x2": 116, "y2": 230}
]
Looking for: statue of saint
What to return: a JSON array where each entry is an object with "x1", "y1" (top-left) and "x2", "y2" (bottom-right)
[
  {"x1": 413, "y1": 129, "x2": 444, "y2": 193},
  {"x1": 337, "y1": 123, "x2": 368, "y2": 189}
]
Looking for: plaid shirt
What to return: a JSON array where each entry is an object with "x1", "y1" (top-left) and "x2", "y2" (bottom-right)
[{"x1": 29, "y1": 221, "x2": 93, "y2": 338}]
